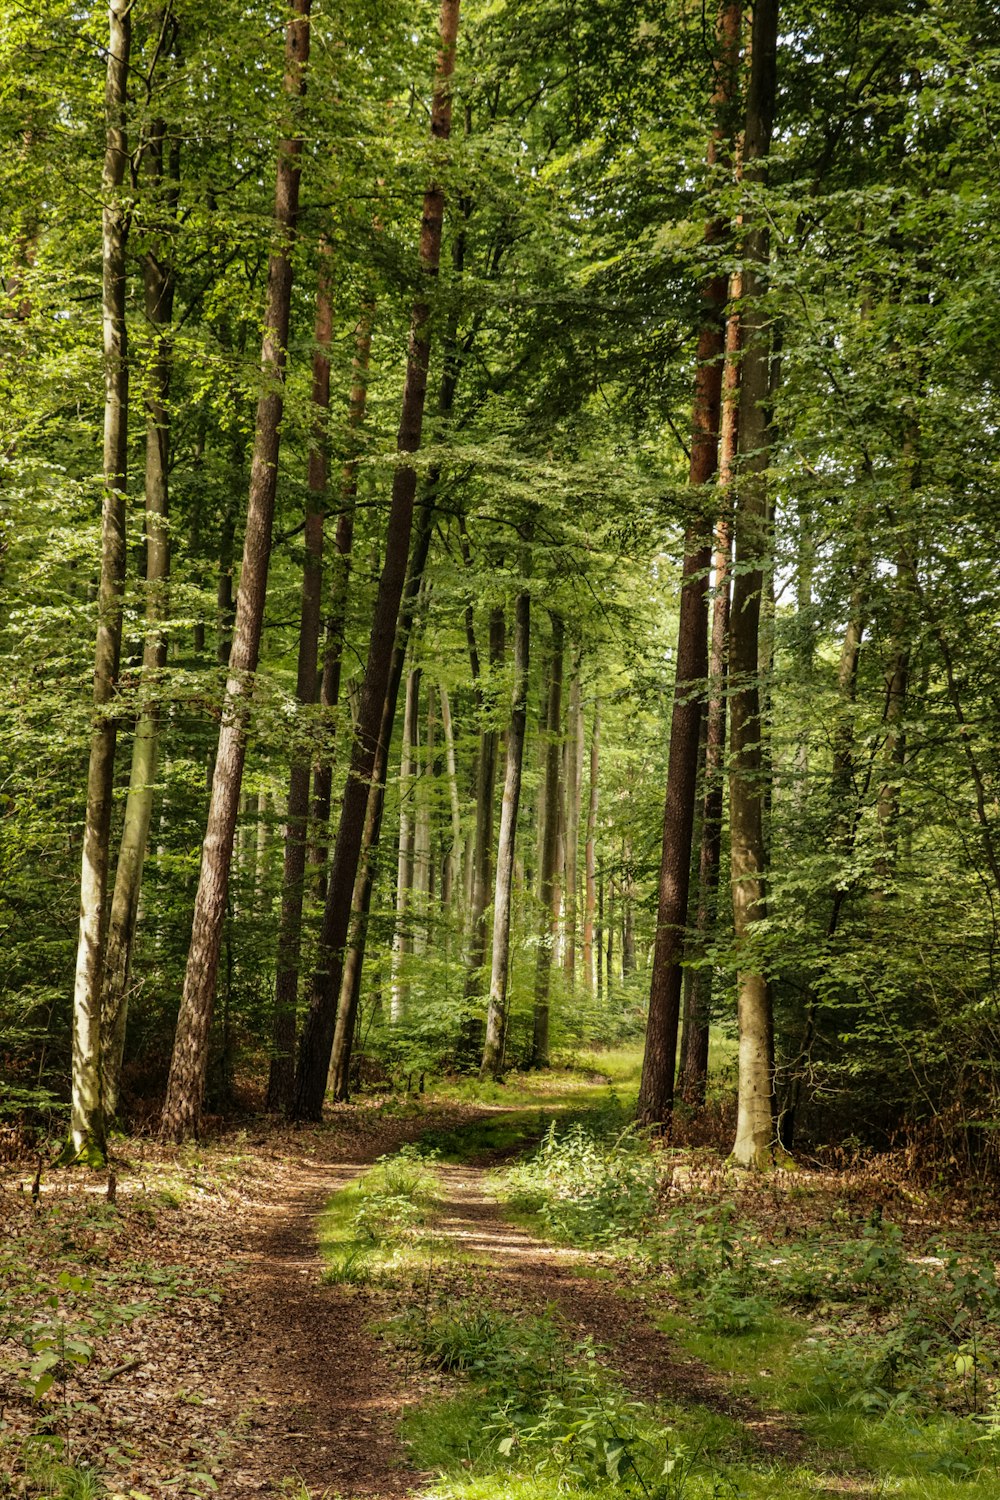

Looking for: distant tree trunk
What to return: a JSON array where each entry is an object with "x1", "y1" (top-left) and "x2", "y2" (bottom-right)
[
  {"x1": 160, "y1": 0, "x2": 311, "y2": 1142},
  {"x1": 265, "y1": 253, "x2": 332, "y2": 1113},
  {"x1": 728, "y1": 0, "x2": 779, "y2": 1168},
  {"x1": 439, "y1": 684, "x2": 463, "y2": 906},
  {"x1": 292, "y1": 0, "x2": 462, "y2": 1120},
  {"x1": 582, "y1": 700, "x2": 600, "y2": 993},
  {"x1": 876, "y1": 509, "x2": 917, "y2": 868},
  {"x1": 622, "y1": 861, "x2": 636, "y2": 976},
  {"x1": 596, "y1": 863, "x2": 605, "y2": 1001},
  {"x1": 390, "y1": 665, "x2": 421, "y2": 1022},
  {"x1": 563, "y1": 652, "x2": 582, "y2": 985},
  {"x1": 101, "y1": 120, "x2": 176, "y2": 1120},
  {"x1": 532, "y1": 613, "x2": 564, "y2": 1068},
  {"x1": 637, "y1": 0, "x2": 740, "y2": 1129},
  {"x1": 481, "y1": 590, "x2": 529, "y2": 1077},
  {"x1": 414, "y1": 684, "x2": 435, "y2": 945},
  {"x1": 462, "y1": 606, "x2": 503, "y2": 1056},
  {"x1": 309, "y1": 305, "x2": 373, "y2": 901},
  {"x1": 69, "y1": 0, "x2": 131, "y2": 1164}
]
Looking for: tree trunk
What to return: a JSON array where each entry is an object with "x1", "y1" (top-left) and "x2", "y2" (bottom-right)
[
  {"x1": 309, "y1": 304, "x2": 373, "y2": 899},
  {"x1": 390, "y1": 665, "x2": 420, "y2": 1022},
  {"x1": 678, "y1": 515, "x2": 733, "y2": 1107},
  {"x1": 582, "y1": 699, "x2": 600, "y2": 994},
  {"x1": 101, "y1": 120, "x2": 176, "y2": 1121},
  {"x1": 563, "y1": 652, "x2": 583, "y2": 985},
  {"x1": 438, "y1": 683, "x2": 463, "y2": 906},
  {"x1": 481, "y1": 590, "x2": 530, "y2": 1077},
  {"x1": 265, "y1": 253, "x2": 332, "y2": 1112},
  {"x1": 292, "y1": 0, "x2": 462, "y2": 1120},
  {"x1": 637, "y1": 0, "x2": 740, "y2": 1129},
  {"x1": 160, "y1": 0, "x2": 311, "y2": 1142},
  {"x1": 531, "y1": 612, "x2": 564, "y2": 1068},
  {"x1": 327, "y1": 505, "x2": 435, "y2": 1100},
  {"x1": 728, "y1": 0, "x2": 779, "y2": 1168},
  {"x1": 69, "y1": 0, "x2": 131, "y2": 1164},
  {"x1": 462, "y1": 606, "x2": 503, "y2": 1056}
]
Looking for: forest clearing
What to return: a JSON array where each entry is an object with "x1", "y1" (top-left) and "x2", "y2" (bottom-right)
[{"x1": 3, "y1": 0, "x2": 1000, "y2": 1494}]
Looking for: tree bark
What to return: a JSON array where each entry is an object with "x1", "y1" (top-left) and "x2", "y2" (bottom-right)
[
  {"x1": 309, "y1": 305, "x2": 373, "y2": 901},
  {"x1": 390, "y1": 665, "x2": 421, "y2": 1021},
  {"x1": 101, "y1": 119, "x2": 176, "y2": 1121},
  {"x1": 69, "y1": 0, "x2": 131, "y2": 1163},
  {"x1": 160, "y1": 0, "x2": 311, "y2": 1142},
  {"x1": 265, "y1": 252, "x2": 332, "y2": 1113},
  {"x1": 677, "y1": 293, "x2": 741, "y2": 1107},
  {"x1": 728, "y1": 0, "x2": 779, "y2": 1168},
  {"x1": 563, "y1": 651, "x2": 583, "y2": 985},
  {"x1": 327, "y1": 505, "x2": 435, "y2": 1100},
  {"x1": 637, "y1": 0, "x2": 741, "y2": 1129},
  {"x1": 481, "y1": 589, "x2": 530, "y2": 1078},
  {"x1": 438, "y1": 683, "x2": 463, "y2": 905},
  {"x1": 461, "y1": 606, "x2": 504, "y2": 1056},
  {"x1": 531, "y1": 612, "x2": 564, "y2": 1068},
  {"x1": 582, "y1": 699, "x2": 600, "y2": 993},
  {"x1": 292, "y1": 0, "x2": 462, "y2": 1120}
]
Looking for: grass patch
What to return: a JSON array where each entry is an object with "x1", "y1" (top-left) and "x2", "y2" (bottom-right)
[{"x1": 318, "y1": 1144, "x2": 446, "y2": 1284}]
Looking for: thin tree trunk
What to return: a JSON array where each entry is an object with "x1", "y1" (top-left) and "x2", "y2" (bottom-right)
[
  {"x1": 69, "y1": 0, "x2": 131, "y2": 1163},
  {"x1": 390, "y1": 665, "x2": 420, "y2": 1021},
  {"x1": 637, "y1": 0, "x2": 741, "y2": 1129},
  {"x1": 439, "y1": 683, "x2": 463, "y2": 906},
  {"x1": 327, "y1": 506, "x2": 435, "y2": 1099},
  {"x1": 532, "y1": 613, "x2": 564, "y2": 1068},
  {"x1": 582, "y1": 699, "x2": 600, "y2": 993},
  {"x1": 309, "y1": 305, "x2": 373, "y2": 900},
  {"x1": 265, "y1": 253, "x2": 332, "y2": 1112},
  {"x1": 563, "y1": 652, "x2": 582, "y2": 985},
  {"x1": 292, "y1": 0, "x2": 462, "y2": 1119},
  {"x1": 728, "y1": 0, "x2": 779, "y2": 1168},
  {"x1": 101, "y1": 120, "x2": 176, "y2": 1120},
  {"x1": 462, "y1": 606, "x2": 503, "y2": 1056},
  {"x1": 678, "y1": 515, "x2": 733, "y2": 1106},
  {"x1": 160, "y1": 0, "x2": 311, "y2": 1142}
]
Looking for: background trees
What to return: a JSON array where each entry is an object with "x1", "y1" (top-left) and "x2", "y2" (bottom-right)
[{"x1": 2, "y1": 0, "x2": 999, "y2": 1172}]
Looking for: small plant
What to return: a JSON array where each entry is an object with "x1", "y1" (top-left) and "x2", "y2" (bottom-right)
[
  {"x1": 498, "y1": 1122, "x2": 657, "y2": 1246},
  {"x1": 322, "y1": 1246, "x2": 372, "y2": 1286},
  {"x1": 351, "y1": 1145, "x2": 439, "y2": 1246}
]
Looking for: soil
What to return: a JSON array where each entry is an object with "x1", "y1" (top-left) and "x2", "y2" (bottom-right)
[{"x1": 216, "y1": 1130, "x2": 820, "y2": 1499}]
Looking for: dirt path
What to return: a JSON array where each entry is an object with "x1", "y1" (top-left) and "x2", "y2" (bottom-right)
[
  {"x1": 216, "y1": 1135, "x2": 819, "y2": 1500},
  {"x1": 427, "y1": 1163, "x2": 808, "y2": 1465},
  {"x1": 220, "y1": 1156, "x2": 417, "y2": 1498}
]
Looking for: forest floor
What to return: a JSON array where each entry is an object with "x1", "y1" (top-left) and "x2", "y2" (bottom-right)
[{"x1": 3, "y1": 1053, "x2": 1000, "y2": 1500}]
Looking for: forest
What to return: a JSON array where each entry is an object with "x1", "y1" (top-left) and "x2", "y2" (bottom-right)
[{"x1": 2, "y1": 0, "x2": 1000, "y2": 1497}]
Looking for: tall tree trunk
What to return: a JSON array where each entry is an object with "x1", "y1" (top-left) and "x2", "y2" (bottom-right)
[
  {"x1": 481, "y1": 589, "x2": 530, "y2": 1078},
  {"x1": 678, "y1": 514, "x2": 733, "y2": 1106},
  {"x1": 68, "y1": 0, "x2": 131, "y2": 1163},
  {"x1": 309, "y1": 306, "x2": 373, "y2": 900},
  {"x1": 292, "y1": 0, "x2": 462, "y2": 1119},
  {"x1": 265, "y1": 254, "x2": 332, "y2": 1112},
  {"x1": 531, "y1": 612, "x2": 564, "y2": 1068},
  {"x1": 439, "y1": 683, "x2": 463, "y2": 906},
  {"x1": 100, "y1": 120, "x2": 176, "y2": 1120},
  {"x1": 160, "y1": 0, "x2": 311, "y2": 1142},
  {"x1": 462, "y1": 606, "x2": 503, "y2": 1056},
  {"x1": 582, "y1": 699, "x2": 600, "y2": 993},
  {"x1": 728, "y1": 0, "x2": 779, "y2": 1168},
  {"x1": 327, "y1": 506, "x2": 436, "y2": 1099},
  {"x1": 390, "y1": 664, "x2": 421, "y2": 1021},
  {"x1": 637, "y1": 0, "x2": 741, "y2": 1129},
  {"x1": 563, "y1": 652, "x2": 582, "y2": 985}
]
